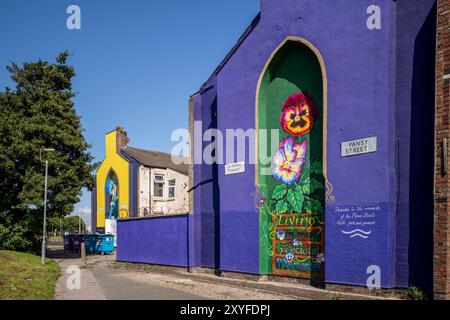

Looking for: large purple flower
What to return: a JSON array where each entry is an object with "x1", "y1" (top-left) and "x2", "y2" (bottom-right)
[{"x1": 272, "y1": 137, "x2": 307, "y2": 186}]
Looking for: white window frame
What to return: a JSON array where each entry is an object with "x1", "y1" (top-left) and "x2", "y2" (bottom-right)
[
  {"x1": 153, "y1": 173, "x2": 166, "y2": 199},
  {"x1": 168, "y1": 179, "x2": 176, "y2": 199}
]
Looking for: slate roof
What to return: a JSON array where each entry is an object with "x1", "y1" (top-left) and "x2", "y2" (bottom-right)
[{"x1": 122, "y1": 146, "x2": 189, "y2": 175}]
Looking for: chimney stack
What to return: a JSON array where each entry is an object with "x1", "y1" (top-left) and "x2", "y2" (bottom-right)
[{"x1": 116, "y1": 126, "x2": 129, "y2": 150}]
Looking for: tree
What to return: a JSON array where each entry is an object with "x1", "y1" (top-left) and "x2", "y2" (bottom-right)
[
  {"x1": 0, "y1": 52, "x2": 96, "y2": 251},
  {"x1": 48, "y1": 215, "x2": 86, "y2": 235}
]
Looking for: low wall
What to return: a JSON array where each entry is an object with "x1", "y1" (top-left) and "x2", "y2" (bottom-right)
[{"x1": 116, "y1": 214, "x2": 194, "y2": 267}]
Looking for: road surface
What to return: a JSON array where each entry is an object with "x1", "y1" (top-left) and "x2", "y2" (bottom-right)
[{"x1": 49, "y1": 248, "x2": 293, "y2": 300}]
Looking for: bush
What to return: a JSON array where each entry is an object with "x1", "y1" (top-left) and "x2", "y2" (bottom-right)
[
  {"x1": 0, "y1": 224, "x2": 35, "y2": 252},
  {"x1": 406, "y1": 286, "x2": 427, "y2": 300}
]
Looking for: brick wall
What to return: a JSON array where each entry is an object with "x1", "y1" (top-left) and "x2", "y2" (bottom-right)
[{"x1": 434, "y1": 0, "x2": 450, "y2": 301}]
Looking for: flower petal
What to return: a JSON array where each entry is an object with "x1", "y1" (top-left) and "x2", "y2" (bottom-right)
[
  {"x1": 282, "y1": 93, "x2": 308, "y2": 112},
  {"x1": 273, "y1": 165, "x2": 297, "y2": 185},
  {"x1": 273, "y1": 147, "x2": 286, "y2": 166},
  {"x1": 293, "y1": 139, "x2": 308, "y2": 160},
  {"x1": 280, "y1": 107, "x2": 296, "y2": 131},
  {"x1": 281, "y1": 137, "x2": 297, "y2": 162},
  {"x1": 285, "y1": 115, "x2": 313, "y2": 136},
  {"x1": 280, "y1": 93, "x2": 319, "y2": 136}
]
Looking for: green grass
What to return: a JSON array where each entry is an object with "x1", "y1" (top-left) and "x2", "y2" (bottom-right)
[{"x1": 0, "y1": 250, "x2": 60, "y2": 300}]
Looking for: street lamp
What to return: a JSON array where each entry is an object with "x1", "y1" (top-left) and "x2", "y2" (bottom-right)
[{"x1": 40, "y1": 148, "x2": 55, "y2": 265}]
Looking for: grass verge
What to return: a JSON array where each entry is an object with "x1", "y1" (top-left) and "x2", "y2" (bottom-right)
[{"x1": 0, "y1": 250, "x2": 60, "y2": 300}]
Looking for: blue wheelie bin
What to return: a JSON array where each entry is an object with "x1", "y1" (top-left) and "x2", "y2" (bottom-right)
[
  {"x1": 96, "y1": 234, "x2": 115, "y2": 255},
  {"x1": 84, "y1": 234, "x2": 97, "y2": 254}
]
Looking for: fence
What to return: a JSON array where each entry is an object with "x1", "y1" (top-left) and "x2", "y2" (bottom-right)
[{"x1": 116, "y1": 213, "x2": 195, "y2": 267}]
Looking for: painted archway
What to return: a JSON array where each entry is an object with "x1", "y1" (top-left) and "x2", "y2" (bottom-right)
[
  {"x1": 105, "y1": 169, "x2": 119, "y2": 220},
  {"x1": 255, "y1": 37, "x2": 329, "y2": 280}
]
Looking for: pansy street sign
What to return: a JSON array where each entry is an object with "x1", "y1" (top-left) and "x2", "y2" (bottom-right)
[{"x1": 341, "y1": 137, "x2": 377, "y2": 157}]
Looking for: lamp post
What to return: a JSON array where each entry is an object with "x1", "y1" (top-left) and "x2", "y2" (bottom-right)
[{"x1": 40, "y1": 148, "x2": 55, "y2": 265}]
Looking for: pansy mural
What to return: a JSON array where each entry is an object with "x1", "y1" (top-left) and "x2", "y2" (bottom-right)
[
  {"x1": 272, "y1": 137, "x2": 307, "y2": 186},
  {"x1": 280, "y1": 93, "x2": 319, "y2": 136},
  {"x1": 267, "y1": 91, "x2": 325, "y2": 278}
]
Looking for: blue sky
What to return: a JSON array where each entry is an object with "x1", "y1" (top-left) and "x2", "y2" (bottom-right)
[{"x1": 0, "y1": 0, "x2": 260, "y2": 226}]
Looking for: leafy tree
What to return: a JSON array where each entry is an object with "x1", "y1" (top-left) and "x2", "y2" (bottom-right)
[
  {"x1": 48, "y1": 215, "x2": 86, "y2": 235},
  {"x1": 0, "y1": 52, "x2": 96, "y2": 251}
]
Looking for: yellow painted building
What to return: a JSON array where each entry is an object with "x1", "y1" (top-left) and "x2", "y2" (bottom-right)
[
  {"x1": 91, "y1": 126, "x2": 190, "y2": 235},
  {"x1": 95, "y1": 127, "x2": 130, "y2": 234}
]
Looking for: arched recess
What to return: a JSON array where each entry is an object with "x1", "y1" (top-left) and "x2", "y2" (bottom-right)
[
  {"x1": 255, "y1": 36, "x2": 331, "y2": 280},
  {"x1": 105, "y1": 168, "x2": 119, "y2": 221}
]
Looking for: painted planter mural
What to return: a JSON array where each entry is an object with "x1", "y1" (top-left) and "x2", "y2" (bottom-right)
[{"x1": 257, "y1": 40, "x2": 325, "y2": 279}]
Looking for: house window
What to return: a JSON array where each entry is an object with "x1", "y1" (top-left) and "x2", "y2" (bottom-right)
[
  {"x1": 153, "y1": 174, "x2": 165, "y2": 198},
  {"x1": 168, "y1": 179, "x2": 176, "y2": 198}
]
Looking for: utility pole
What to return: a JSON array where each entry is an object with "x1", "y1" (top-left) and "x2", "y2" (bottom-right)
[
  {"x1": 40, "y1": 148, "x2": 54, "y2": 265},
  {"x1": 79, "y1": 215, "x2": 81, "y2": 234}
]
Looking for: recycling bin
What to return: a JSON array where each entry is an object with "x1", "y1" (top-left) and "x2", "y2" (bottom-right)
[
  {"x1": 95, "y1": 234, "x2": 115, "y2": 255},
  {"x1": 84, "y1": 234, "x2": 97, "y2": 254}
]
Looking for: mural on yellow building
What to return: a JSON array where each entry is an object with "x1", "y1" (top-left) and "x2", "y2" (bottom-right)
[
  {"x1": 92, "y1": 126, "x2": 190, "y2": 238},
  {"x1": 96, "y1": 129, "x2": 130, "y2": 234},
  {"x1": 105, "y1": 171, "x2": 119, "y2": 219}
]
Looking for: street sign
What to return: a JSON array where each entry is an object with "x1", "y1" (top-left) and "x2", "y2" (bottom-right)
[
  {"x1": 341, "y1": 136, "x2": 377, "y2": 157},
  {"x1": 225, "y1": 161, "x2": 246, "y2": 175}
]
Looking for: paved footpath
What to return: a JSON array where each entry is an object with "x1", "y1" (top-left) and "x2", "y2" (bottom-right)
[
  {"x1": 49, "y1": 247, "x2": 390, "y2": 300},
  {"x1": 50, "y1": 249, "x2": 292, "y2": 300},
  {"x1": 50, "y1": 250, "x2": 205, "y2": 300},
  {"x1": 53, "y1": 252, "x2": 107, "y2": 300}
]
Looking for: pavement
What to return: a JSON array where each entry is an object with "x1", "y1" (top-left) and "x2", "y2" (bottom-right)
[
  {"x1": 49, "y1": 248, "x2": 293, "y2": 300},
  {"x1": 49, "y1": 245, "x2": 395, "y2": 300},
  {"x1": 92, "y1": 265, "x2": 205, "y2": 300},
  {"x1": 52, "y1": 251, "x2": 107, "y2": 300}
]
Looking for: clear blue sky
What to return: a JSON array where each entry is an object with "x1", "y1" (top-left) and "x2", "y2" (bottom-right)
[{"x1": 0, "y1": 0, "x2": 260, "y2": 224}]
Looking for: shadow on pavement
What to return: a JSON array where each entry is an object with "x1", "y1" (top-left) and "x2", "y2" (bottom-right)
[{"x1": 47, "y1": 249, "x2": 81, "y2": 260}]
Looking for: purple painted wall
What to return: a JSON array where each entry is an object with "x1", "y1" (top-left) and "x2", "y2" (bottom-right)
[
  {"x1": 193, "y1": 0, "x2": 435, "y2": 288},
  {"x1": 213, "y1": 0, "x2": 397, "y2": 283},
  {"x1": 117, "y1": 214, "x2": 194, "y2": 267},
  {"x1": 192, "y1": 80, "x2": 221, "y2": 269},
  {"x1": 117, "y1": 0, "x2": 436, "y2": 290},
  {"x1": 395, "y1": 0, "x2": 436, "y2": 292}
]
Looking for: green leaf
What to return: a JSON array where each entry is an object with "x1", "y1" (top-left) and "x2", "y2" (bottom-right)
[
  {"x1": 272, "y1": 184, "x2": 287, "y2": 200},
  {"x1": 310, "y1": 178, "x2": 324, "y2": 194},
  {"x1": 301, "y1": 177, "x2": 311, "y2": 194},
  {"x1": 301, "y1": 161, "x2": 310, "y2": 175},
  {"x1": 309, "y1": 198, "x2": 324, "y2": 214},
  {"x1": 275, "y1": 200, "x2": 288, "y2": 213},
  {"x1": 311, "y1": 161, "x2": 323, "y2": 174},
  {"x1": 303, "y1": 200, "x2": 312, "y2": 213},
  {"x1": 286, "y1": 187, "x2": 304, "y2": 213}
]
